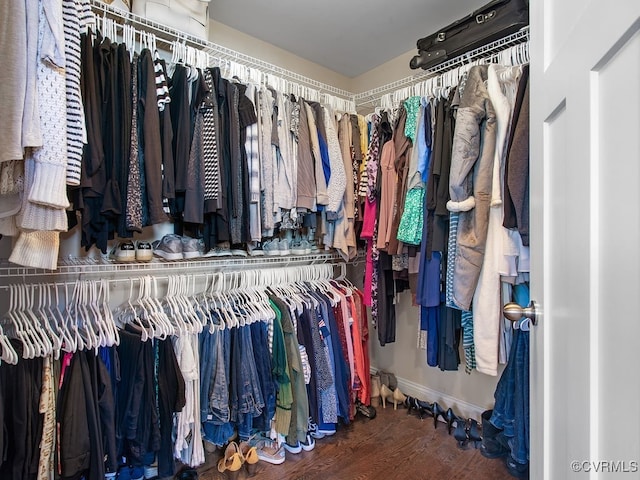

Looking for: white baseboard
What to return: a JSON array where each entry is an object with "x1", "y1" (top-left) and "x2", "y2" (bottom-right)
[{"x1": 371, "y1": 368, "x2": 487, "y2": 422}]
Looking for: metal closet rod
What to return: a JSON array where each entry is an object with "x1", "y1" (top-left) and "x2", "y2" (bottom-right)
[
  {"x1": 90, "y1": 0, "x2": 355, "y2": 100},
  {"x1": 354, "y1": 26, "x2": 531, "y2": 108},
  {"x1": 0, "y1": 261, "x2": 345, "y2": 293}
]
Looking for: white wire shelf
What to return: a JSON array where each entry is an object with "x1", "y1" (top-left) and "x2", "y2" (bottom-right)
[
  {"x1": 354, "y1": 26, "x2": 530, "y2": 108},
  {"x1": 0, "y1": 252, "x2": 360, "y2": 284},
  {"x1": 90, "y1": 0, "x2": 355, "y2": 101}
]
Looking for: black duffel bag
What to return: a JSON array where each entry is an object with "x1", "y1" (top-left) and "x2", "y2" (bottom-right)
[{"x1": 409, "y1": 0, "x2": 529, "y2": 70}]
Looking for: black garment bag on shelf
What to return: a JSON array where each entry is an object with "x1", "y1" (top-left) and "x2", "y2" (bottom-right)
[{"x1": 409, "y1": 0, "x2": 529, "y2": 70}]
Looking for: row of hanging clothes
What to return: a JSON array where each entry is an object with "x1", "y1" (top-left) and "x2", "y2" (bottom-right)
[
  {"x1": 0, "y1": 262, "x2": 371, "y2": 479},
  {"x1": 359, "y1": 41, "x2": 531, "y2": 374},
  {"x1": 1, "y1": 0, "x2": 367, "y2": 271}
]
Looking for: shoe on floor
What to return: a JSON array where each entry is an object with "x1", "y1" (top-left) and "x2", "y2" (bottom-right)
[
  {"x1": 355, "y1": 400, "x2": 377, "y2": 419},
  {"x1": 153, "y1": 234, "x2": 184, "y2": 260},
  {"x1": 254, "y1": 439, "x2": 286, "y2": 465},
  {"x1": 308, "y1": 418, "x2": 325, "y2": 440},
  {"x1": 505, "y1": 456, "x2": 529, "y2": 479},
  {"x1": 300, "y1": 434, "x2": 315, "y2": 452},
  {"x1": 283, "y1": 440, "x2": 301, "y2": 454}
]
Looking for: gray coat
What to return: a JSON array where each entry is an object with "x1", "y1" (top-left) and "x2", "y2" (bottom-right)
[{"x1": 446, "y1": 65, "x2": 497, "y2": 311}]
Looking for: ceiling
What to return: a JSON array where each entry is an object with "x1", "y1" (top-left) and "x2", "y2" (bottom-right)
[{"x1": 209, "y1": 0, "x2": 490, "y2": 78}]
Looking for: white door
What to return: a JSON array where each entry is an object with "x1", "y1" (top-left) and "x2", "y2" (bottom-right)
[{"x1": 530, "y1": 0, "x2": 640, "y2": 478}]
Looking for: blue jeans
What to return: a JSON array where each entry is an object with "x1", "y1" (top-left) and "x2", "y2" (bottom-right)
[
  {"x1": 250, "y1": 321, "x2": 276, "y2": 432},
  {"x1": 229, "y1": 325, "x2": 265, "y2": 439},
  {"x1": 202, "y1": 327, "x2": 232, "y2": 446},
  {"x1": 490, "y1": 283, "x2": 530, "y2": 464}
]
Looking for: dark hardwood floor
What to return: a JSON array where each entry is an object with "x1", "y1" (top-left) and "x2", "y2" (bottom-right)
[{"x1": 192, "y1": 404, "x2": 514, "y2": 480}]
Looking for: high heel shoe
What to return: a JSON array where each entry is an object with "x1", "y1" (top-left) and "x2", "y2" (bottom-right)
[
  {"x1": 379, "y1": 383, "x2": 394, "y2": 409},
  {"x1": 467, "y1": 418, "x2": 482, "y2": 449},
  {"x1": 370, "y1": 373, "x2": 381, "y2": 407},
  {"x1": 392, "y1": 387, "x2": 407, "y2": 410},
  {"x1": 444, "y1": 408, "x2": 460, "y2": 435},
  {"x1": 218, "y1": 441, "x2": 243, "y2": 479},
  {"x1": 432, "y1": 401, "x2": 445, "y2": 429},
  {"x1": 453, "y1": 418, "x2": 468, "y2": 448},
  {"x1": 239, "y1": 441, "x2": 259, "y2": 477}
]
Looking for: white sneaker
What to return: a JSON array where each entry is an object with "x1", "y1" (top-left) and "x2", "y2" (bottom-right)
[
  {"x1": 110, "y1": 241, "x2": 136, "y2": 262},
  {"x1": 135, "y1": 241, "x2": 153, "y2": 262}
]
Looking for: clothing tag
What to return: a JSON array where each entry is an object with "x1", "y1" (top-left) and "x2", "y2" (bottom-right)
[{"x1": 207, "y1": 414, "x2": 213, "y2": 420}]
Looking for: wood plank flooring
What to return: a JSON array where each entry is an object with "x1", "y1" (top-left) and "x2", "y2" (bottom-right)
[{"x1": 192, "y1": 403, "x2": 514, "y2": 480}]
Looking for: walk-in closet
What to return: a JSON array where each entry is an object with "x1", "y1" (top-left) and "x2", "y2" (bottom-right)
[{"x1": 1, "y1": 0, "x2": 639, "y2": 479}]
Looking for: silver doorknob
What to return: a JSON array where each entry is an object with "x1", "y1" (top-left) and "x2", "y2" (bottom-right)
[{"x1": 503, "y1": 301, "x2": 538, "y2": 326}]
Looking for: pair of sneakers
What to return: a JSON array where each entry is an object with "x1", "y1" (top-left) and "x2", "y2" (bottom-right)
[
  {"x1": 283, "y1": 434, "x2": 315, "y2": 454},
  {"x1": 262, "y1": 238, "x2": 291, "y2": 256},
  {"x1": 110, "y1": 240, "x2": 153, "y2": 263},
  {"x1": 153, "y1": 234, "x2": 204, "y2": 260}
]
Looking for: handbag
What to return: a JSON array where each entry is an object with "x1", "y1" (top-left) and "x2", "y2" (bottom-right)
[
  {"x1": 132, "y1": 0, "x2": 210, "y2": 40},
  {"x1": 409, "y1": 0, "x2": 529, "y2": 70}
]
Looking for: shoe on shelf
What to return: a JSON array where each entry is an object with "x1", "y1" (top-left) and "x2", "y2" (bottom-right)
[
  {"x1": 300, "y1": 238, "x2": 312, "y2": 255},
  {"x1": 291, "y1": 237, "x2": 306, "y2": 256},
  {"x1": 135, "y1": 241, "x2": 153, "y2": 262},
  {"x1": 283, "y1": 440, "x2": 302, "y2": 454},
  {"x1": 263, "y1": 239, "x2": 281, "y2": 257},
  {"x1": 110, "y1": 241, "x2": 136, "y2": 262},
  {"x1": 182, "y1": 237, "x2": 204, "y2": 259},
  {"x1": 247, "y1": 242, "x2": 264, "y2": 257},
  {"x1": 204, "y1": 242, "x2": 233, "y2": 258},
  {"x1": 230, "y1": 244, "x2": 248, "y2": 257},
  {"x1": 217, "y1": 441, "x2": 243, "y2": 479},
  {"x1": 300, "y1": 434, "x2": 315, "y2": 452},
  {"x1": 153, "y1": 234, "x2": 184, "y2": 260},
  {"x1": 278, "y1": 238, "x2": 291, "y2": 256}
]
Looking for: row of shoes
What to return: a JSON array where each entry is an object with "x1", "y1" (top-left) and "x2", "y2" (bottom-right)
[
  {"x1": 374, "y1": 374, "x2": 528, "y2": 479},
  {"x1": 109, "y1": 232, "x2": 323, "y2": 263}
]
